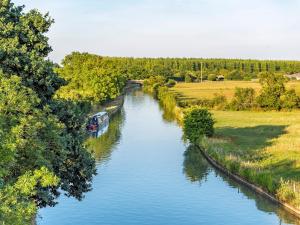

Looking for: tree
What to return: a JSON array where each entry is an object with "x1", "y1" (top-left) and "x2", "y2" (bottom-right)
[
  {"x1": 231, "y1": 88, "x2": 256, "y2": 110},
  {"x1": 0, "y1": 0, "x2": 64, "y2": 105},
  {"x1": 0, "y1": 1, "x2": 97, "y2": 220},
  {"x1": 56, "y1": 52, "x2": 126, "y2": 103},
  {"x1": 183, "y1": 108, "x2": 214, "y2": 144},
  {"x1": 256, "y1": 73, "x2": 287, "y2": 110}
]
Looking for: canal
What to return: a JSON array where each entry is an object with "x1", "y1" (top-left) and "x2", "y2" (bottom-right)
[{"x1": 38, "y1": 89, "x2": 298, "y2": 225}]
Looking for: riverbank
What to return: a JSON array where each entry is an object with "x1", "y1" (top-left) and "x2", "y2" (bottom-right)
[
  {"x1": 38, "y1": 88, "x2": 299, "y2": 225},
  {"x1": 152, "y1": 83, "x2": 300, "y2": 218}
]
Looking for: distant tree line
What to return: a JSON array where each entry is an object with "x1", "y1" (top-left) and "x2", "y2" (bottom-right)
[{"x1": 96, "y1": 57, "x2": 300, "y2": 81}]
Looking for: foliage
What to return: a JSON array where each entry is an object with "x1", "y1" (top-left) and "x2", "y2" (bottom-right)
[
  {"x1": 280, "y1": 89, "x2": 300, "y2": 110},
  {"x1": 256, "y1": 73, "x2": 287, "y2": 110},
  {"x1": 143, "y1": 75, "x2": 166, "y2": 94},
  {"x1": 172, "y1": 81, "x2": 300, "y2": 111},
  {"x1": 211, "y1": 94, "x2": 228, "y2": 110},
  {"x1": 225, "y1": 70, "x2": 243, "y2": 80},
  {"x1": 0, "y1": 0, "x2": 64, "y2": 105},
  {"x1": 208, "y1": 74, "x2": 217, "y2": 81},
  {"x1": 230, "y1": 87, "x2": 256, "y2": 110},
  {"x1": 0, "y1": 1, "x2": 97, "y2": 222},
  {"x1": 166, "y1": 79, "x2": 176, "y2": 87},
  {"x1": 93, "y1": 57, "x2": 300, "y2": 81},
  {"x1": 185, "y1": 74, "x2": 192, "y2": 83},
  {"x1": 202, "y1": 110, "x2": 300, "y2": 208},
  {"x1": 56, "y1": 52, "x2": 126, "y2": 103},
  {"x1": 0, "y1": 167, "x2": 59, "y2": 225},
  {"x1": 183, "y1": 108, "x2": 214, "y2": 144}
]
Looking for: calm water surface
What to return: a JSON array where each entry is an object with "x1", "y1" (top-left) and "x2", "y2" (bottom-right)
[{"x1": 38, "y1": 90, "x2": 299, "y2": 225}]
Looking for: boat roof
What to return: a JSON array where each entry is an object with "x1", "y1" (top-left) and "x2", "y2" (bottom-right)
[{"x1": 92, "y1": 111, "x2": 108, "y2": 117}]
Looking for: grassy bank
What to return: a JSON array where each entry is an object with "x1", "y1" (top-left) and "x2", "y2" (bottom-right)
[
  {"x1": 167, "y1": 81, "x2": 300, "y2": 210},
  {"x1": 202, "y1": 111, "x2": 300, "y2": 207}
]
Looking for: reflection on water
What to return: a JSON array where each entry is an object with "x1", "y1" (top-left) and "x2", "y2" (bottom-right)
[
  {"x1": 39, "y1": 89, "x2": 299, "y2": 225},
  {"x1": 183, "y1": 145, "x2": 210, "y2": 183},
  {"x1": 182, "y1": 145, "x2": 300, "y2": 225},
  {"x1": 86, "y1": 110, "x2": 125, "y2": 163}
]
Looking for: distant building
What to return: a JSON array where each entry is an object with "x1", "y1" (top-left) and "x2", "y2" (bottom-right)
[
  {"x1": 286, "y1": 73, "x2": 300, "y2": 80},
  {"x1": 216, "y1": 75, "x2": 225, "y2": 81}
]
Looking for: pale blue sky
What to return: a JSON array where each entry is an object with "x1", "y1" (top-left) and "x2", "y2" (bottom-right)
[{"x1": 15, "y1": 0, "x2": 300, "y2": 63}]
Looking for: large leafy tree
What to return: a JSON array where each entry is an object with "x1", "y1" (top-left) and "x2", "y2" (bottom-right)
[
  {"x1": 256, "y1": 73, "x2": 287, "y2": 110},
  {"x1": 0, "y1": 0, "x2": 64, "y2": 104},
  {"x1": 0, "y1": 1, "x2": 96, "y2": 223},
  {"x1": 56, "y1": 52, "x2": 126, "y2": 103}
]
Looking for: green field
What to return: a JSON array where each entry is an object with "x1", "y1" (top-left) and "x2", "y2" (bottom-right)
[
  {"x1": 202, "y1": 110, "x2": 300, "y2": 206},
  {"x1": 172, "y1": 81, "x2": 300, "y2": 101},
  {"x1": 171, "y1": 81, "x2": 300, "y2": 207}
]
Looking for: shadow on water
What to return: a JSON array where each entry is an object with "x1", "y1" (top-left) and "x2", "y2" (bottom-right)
[
  {"x1": 86, "y1": 110, "x2": 125, "y2": 164},
  {"x1": 183, "y1": 146, "x2": 300, "y2": 225}
]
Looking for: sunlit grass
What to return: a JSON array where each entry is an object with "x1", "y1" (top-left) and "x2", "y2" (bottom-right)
[
  {"x1": 201, "y1": 110, "x2": 300, "y2": 206},
  {"x1": 171, "y1": 81, "x2": 300, "y2": 100}
]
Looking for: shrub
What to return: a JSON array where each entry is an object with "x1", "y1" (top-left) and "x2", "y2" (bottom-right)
[
  {"x1": 183, "y1": 107, "x2": 214, "y2": 144},
  {"x1": 152, "y1": 83, "x2": 161, "y2": 98},
  {"x1": 225, "y1": 70, "x2": 242, "y2": 80},
  {"x1": 208, "y1": 74, "x2": 217, "y2": 81},
  {"x1": 230, "y1": 87, "x2": 256, "y2": 110},
  {"x1": 143, "y1": 76, "x2": 166, "y2": 93},
  {"x1": 166, "y1": 79, "x2": 176, "y2": 87},
  {"x1": 212, "y1": 94, "x2": 227, "y2": 110},
  {"x1": 280, "y1": 89, "x2": 300, "y2": 110},
  {"x1": 185, "y1": 74, "x2": 192, "y2": 83}
]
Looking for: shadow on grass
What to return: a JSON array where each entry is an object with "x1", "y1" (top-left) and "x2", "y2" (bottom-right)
[
  {"x1": 215, "y1": 125, "x2": 300, "y2": 181},
  {"x1": 215, "y1": 125, "x2": 287, "y2": 157}
]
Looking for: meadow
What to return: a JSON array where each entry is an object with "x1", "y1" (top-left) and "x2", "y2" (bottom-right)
[
  {"x1": 171, "y1": 81, "x2": 300, "y2": 101},
  {"x1": 171, "y1": 81, "x2": 300, "y2": 207}
]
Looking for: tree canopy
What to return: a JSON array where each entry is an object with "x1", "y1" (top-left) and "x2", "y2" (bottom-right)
[{"x1": 0, "y1": 1, "x2": 96, "y2": 223}]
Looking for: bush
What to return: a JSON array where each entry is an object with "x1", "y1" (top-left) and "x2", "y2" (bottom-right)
[
  {"x1": 208, "y1": 74, "x2": 217, "y2": 81},
  {"x1": 166, "y1": 79, "x2": 176, "y2": 87},
  {"x1": 143, "y1": 76, "x2": 166, "y2": 93},
  {"x1": 183, "y1": 108, "x2": 214, "y2": 144},
  {"x1": 230, "y1": 87, "x2": 256, "y2": 110},
  {"x1": 212, "y1": 94, "x2": 227, "y2": 110},
  {"x1": 225, "y1": 70, "x2": 243, "y2": 80},
  {"x1": 280, "y1": 89, "x2": 300, "y2": 110},
  {"x1": 185, "y1": 74, "x2": 192, "y2": 83}
]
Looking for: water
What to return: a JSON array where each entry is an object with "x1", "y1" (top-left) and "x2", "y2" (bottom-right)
[{"x1": 38, "y1": 89, "x2": 299, "y2": 225}]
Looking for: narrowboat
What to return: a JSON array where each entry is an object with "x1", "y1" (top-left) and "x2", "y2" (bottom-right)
[{"x1": 86, "y1": 112, "x2": 109, "y2": 137}]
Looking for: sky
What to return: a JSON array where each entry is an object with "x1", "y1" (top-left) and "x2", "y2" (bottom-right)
[{"x1": 14, "y1": 0, "x2": 300, "y2": 63}]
